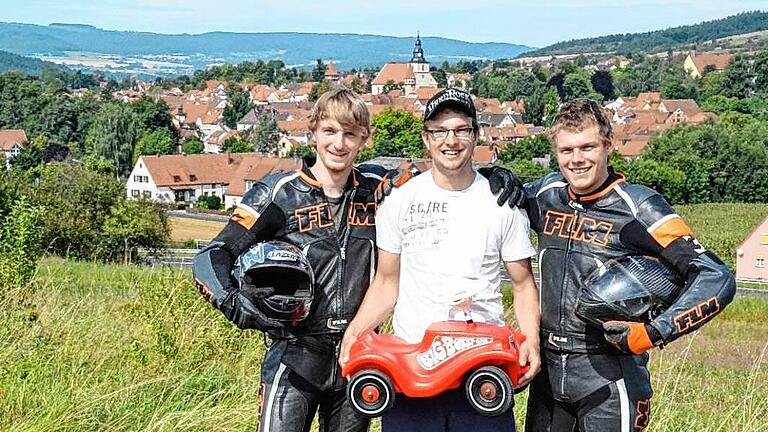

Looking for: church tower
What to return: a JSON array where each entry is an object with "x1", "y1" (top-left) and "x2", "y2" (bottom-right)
[{"x1": 410, "y1": 32, "x2": 429, "y2": 74}]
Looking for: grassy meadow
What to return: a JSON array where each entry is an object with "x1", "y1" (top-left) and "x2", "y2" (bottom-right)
[
  {"x1": 2, "y1": 203, "x2": 767, "y2": 431},
  {"x1": 675, "y1": 203, "x2": 768, "y2": 270},
  {"x1": 2, "y1": 257, "x2": 766, "y2": 432},
  {"x1": 168, "y1": 216, "x2": 226, "y2": 245}
]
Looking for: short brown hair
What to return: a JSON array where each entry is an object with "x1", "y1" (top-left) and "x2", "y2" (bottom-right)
[
  {"x1": 548, "y1": 99, "x2": 613, "y2": 147},
  {"x1": 308, "y1": 88, "x2": 370, "y2": 138}
]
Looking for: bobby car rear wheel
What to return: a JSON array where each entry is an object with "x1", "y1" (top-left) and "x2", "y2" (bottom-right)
[
  {"x1": 465, "y1": 366, "x2": 514, "y2": 416},
  {"x1": 347, "y1": 369, "x2": 395, "y2": 417}
]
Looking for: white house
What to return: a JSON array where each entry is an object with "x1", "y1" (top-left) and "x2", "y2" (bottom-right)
[
  {"x1": 126, "y1": 153, "x2": 247, "y2": 205},
  {"x1": 0, "y1": 129, "x2": 27, "y2": 169}
]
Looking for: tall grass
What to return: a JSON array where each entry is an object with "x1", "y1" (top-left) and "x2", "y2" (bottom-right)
[{"x1": 2, "y1": 259, "x2": 767, "y2": 431}]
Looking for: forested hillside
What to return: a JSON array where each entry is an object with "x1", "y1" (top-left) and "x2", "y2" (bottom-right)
[
  {"x1": 0, "y1": 50, "x2": 62, "y2": 75},
  {"x1": 525, "y1": 11, "x2": 768, "y2": 56}
]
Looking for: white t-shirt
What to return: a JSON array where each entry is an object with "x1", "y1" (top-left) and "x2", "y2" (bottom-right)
[{"x1": 376, "y1": 170, "x2": 536, "y2": 343}]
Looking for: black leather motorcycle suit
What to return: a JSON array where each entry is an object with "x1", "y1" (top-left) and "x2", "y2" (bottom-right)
[
  {"x1": 522, "y1": 168, "x2": 735, "y2": 432},
  {"x1": 193, "y1": 160, "x2": 383, "y2": 432}
]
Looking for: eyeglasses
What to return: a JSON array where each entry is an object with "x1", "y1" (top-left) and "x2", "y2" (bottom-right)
[{"x1": 423, "y1": 127, "x2": 475, "y2": 141}]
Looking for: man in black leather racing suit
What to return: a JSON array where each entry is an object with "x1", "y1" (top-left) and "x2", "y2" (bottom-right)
[
  {"x1": 193, "y1": 88, "x2": 384, "y2": 432},
  {"x1": 192, "y1": 88, "x2": 521, "y2": 432},
  {"x1": 513, "y1": 100, "x2": 735, "y2": 432}
]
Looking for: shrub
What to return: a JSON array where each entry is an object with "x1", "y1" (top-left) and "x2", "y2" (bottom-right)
[{"x1": 0, "y1": 196, "x2": 43, "y2": 297}]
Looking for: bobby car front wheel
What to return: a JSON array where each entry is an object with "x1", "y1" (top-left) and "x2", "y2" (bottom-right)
[
  {"x1": 465, "y1": 366, "x2": 514, "y2": 416},
  {"x1": 347, "y1": 369, "x2": 395, "y2": 417}
]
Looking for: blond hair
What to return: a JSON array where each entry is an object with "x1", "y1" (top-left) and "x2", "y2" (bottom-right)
[
  {"x1": 309, "y1": 88, "x2": 370, "y2": 138},
  {"x1": 547, "y1": 99, "x2": 613, "y2": 147}
]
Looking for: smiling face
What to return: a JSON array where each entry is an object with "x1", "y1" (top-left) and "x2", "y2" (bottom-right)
[
  {"x1": 311, "y1": 118, "x2": 367, "y2": 174},
  {"x1": 422, "y1": 109, "x2": 476, "y2": 177},
  {"x1": 553, "y1": 125, "x2": 611, "y2": 195}
]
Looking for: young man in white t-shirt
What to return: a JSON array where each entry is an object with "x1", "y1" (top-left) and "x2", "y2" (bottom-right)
[{"x1": 339, "y1": 88, "x2": 541, "y2": 431}]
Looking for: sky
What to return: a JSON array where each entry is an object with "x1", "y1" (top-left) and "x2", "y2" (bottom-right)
[{"x1": 1, "y1": 0, "x2": 766, "y2": 47}]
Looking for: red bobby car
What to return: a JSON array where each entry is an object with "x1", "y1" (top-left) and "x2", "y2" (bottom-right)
[{"x1": 341, "y1": 320, "x2": 529, "y2": 417}]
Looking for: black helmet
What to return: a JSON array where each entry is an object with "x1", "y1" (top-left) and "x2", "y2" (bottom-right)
[
  {"x1": 576, "y1": 256, "x2": 683, "y2": 328},
  {"x1": 233, "y1": 241, "x2": 314, "y2": 323}
]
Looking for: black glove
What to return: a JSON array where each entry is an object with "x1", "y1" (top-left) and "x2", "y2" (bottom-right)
[
  {"x1": 230, "y1": 284, "x2": 285, "y2": 332},
  {"x1": 603, "y1": 321, "x2": 660, "y2": 355},
  {"x1": 478, "y1": 166, "x2": 526, "y2": 209},
  {"x1": 373, "y1": 162, "x2": 421, "y2": 204}
]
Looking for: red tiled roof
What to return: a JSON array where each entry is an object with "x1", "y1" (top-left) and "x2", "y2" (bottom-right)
[
  {"x1": 474, "y1": 98, "x2": 506, "y2": 114},
  {"x1": 473, "y1": 145, "x2": 496, "y2": 164},
  {"x1": 660, "y1": 99, "x2": 701, "y2": 117},
  {"x1": 225, "y1": 156, "x2": 301, "y2": 197},
  {"x1": 415, "y1": 87, "x2": 442, "y2": 101},
  {"x1": 141, "y1": 153, "x2": 247, "y2": 187},
  {"x1": 372, "y1": 63, "x2": 415, "y2": 85},
  {"x1": 205, "y1": 80, "x2": 228, "y2": 90},
  {"x1": 178, "y1": 102, "x2": 222, "y2": 125},
  {"x1": 277, "y1": 119, "x2": 310, "y2": 136},
  {"x1": 0, "y1": 129, "x2": 27, "y2": 151},
  {"x1": 613, "y1": 135, "x2": 651, "y2": 157},
  {"x1": 325, "y1": 60, "x2": 339, "y2": 77},
  {"x1": 691, "y1": 54, "x2": 733, "y2": 73}
]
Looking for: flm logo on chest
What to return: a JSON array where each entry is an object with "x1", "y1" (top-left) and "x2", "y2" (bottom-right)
[{"x1": 543, "y1": 210, "x2": 614, "y2": 247}]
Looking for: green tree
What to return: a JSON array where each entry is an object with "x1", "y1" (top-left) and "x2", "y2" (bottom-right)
[
  {"x1": 10, "y1": 134, "x2": 48, "y2": 171},
  {"x1": 591, "y1": 70, "x2": 615, "y2": 101},
  {"x1": 0, "y1": 196, "x2": 43, "y2": 294},
  {"x1": 349, "y1": 78, "x2": 363, "y2": 93},
  {"x1": 371, "y1": 108, "x2": 424, "y2": 158},
  {"x1": 132, "y1": 96, "x2": 173, "y2": 133},
  {"x1": 722, "y1": 55, "x2": 753, "y2": 99},
  {"x1": 433, "y1": 69, "x2": 448, "y2": 87},
  {"x1": 373, "y1": 139, "x2": 403, "y2": 158},
  {"x1": 312, "y1": 59, "x2": 327, "y2": 82},
  {"x1": 287, "y1": 144, "x2": 315, "y2": 158},
  {"x1": 563, "y1": 71, "x2": 597, "y2": 101},
  {"x1": 522, "y1": 87, "x2": 546, "y2": 125},
  {"x1": 181, "y1": 137, "x2": 204, "y2": 154},
  {"x1": 221, "y1": 136, "x2": 253, "y2": 153},
  {"x1": 753, "y1": 51, "x2": 768, "y2": 97},
  {"x1": 625, "y1": 158, "x2": 686, "y2": 204},
  {"x1": 223, "y1": 90, "x2": 254, "y2": 129},
  {"x1": 700, "y1": 71, "x2": 727, "y2": 101},
  {"x1": 194, "y1": 195, "x2": 223, "y2": 210},
  {"x1": 135, "y1": 128, "x2": 174, "y2": 159},
  {"x1": 309, "y1": 80, "x2": 333, "y2": 101},
  {"x1": 102, "y1": 199, "x2": 170, "y2": 264},
  {"x1": 27, "y1": 163, "x2": 124, "y2": 260},
  {"x1": 701, "y1": 95, "x2": 737, "y2": 115},
  {"x1": 543, "y1": 88, "x2": 561, "y2": 127},
  {"x1": 499, "y1": 159, "x2": 551, "y2": 183},
  {"x1": 246, "y1": 111, "x2": 283, "y2": 154},
  {"x1": 86, "y1": 102, "x2": 140, "y2": 177},
  {"x1": 661, "y1": 75, "x2": 698, "y2": 100},
  {"x1": 497, "y1": 135, "x2": 551, "y2": 164},
  {"x1": 381, "y1": 80, "x2": 404, "y2": 95}
]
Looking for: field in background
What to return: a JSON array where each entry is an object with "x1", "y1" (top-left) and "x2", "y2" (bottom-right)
[
  {"x1": 1, "y1": 259, "x2": 766, "y2": 431},
  {"x1": 165, "y1": 204, "x2": 768, "y2": 259},
  {"x1": 169, "y1": 216, "x2": 226, "y2": 244},
  {"x1": 676, "y1": 203, "x2": 768, "y2": 270}
]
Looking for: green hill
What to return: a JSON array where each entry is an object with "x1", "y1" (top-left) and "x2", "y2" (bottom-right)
[
  {"x1": 0, "y1": 50, "x2": 62, "y2": 75},
  {"x1": 523, "y1": 10, "x2": 768, "y2": 57}
]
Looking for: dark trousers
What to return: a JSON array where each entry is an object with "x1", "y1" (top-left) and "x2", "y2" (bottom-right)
[
  {"x1": 258, "y1": 340, "x2": 369, "y2": 432},
  {"x1": 525, "y1": 350, "x2": 652, "y2": 432},
  {"x1": 382, "y1": 387, "x2": 516, "y2": 432}
]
